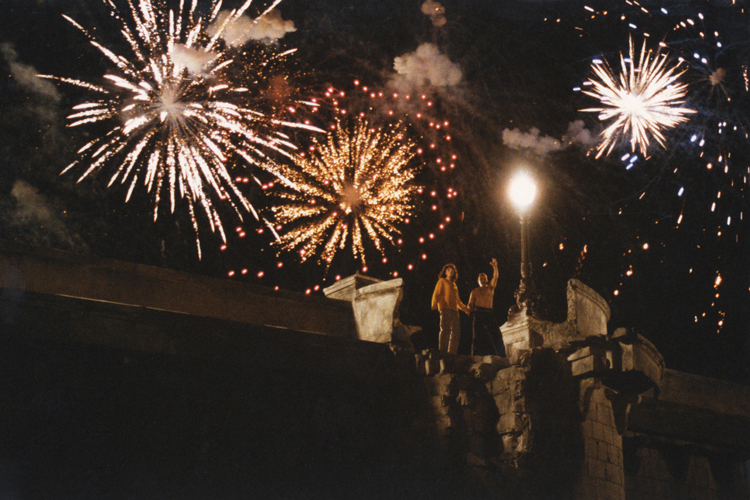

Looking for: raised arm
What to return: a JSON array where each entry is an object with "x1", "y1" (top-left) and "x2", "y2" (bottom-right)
[{"x1": 490, "y1": 258, "x2": 498, "y2": 289}]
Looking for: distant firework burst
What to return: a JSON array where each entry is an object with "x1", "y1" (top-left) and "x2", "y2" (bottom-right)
[
  {"x1": 40, "y1": 0, "x2": 317, "y2": 258},
  {"x1": 664, "y1": 7, "x2": 750, "y2": 157},
  {"x1": 574, "y1": 3, "x2": 749, "y2": 337},
  {"x1": 581, "y1": 37, "x2": 695, "y2": 158},
  {"x1": 270, "y1": 116, "x2": 421, "y2": 268}
]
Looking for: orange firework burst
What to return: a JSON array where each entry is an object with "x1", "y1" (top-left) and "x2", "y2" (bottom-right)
[{"x1": 270, "y1": 115, "x2": 422, "y2": 268}]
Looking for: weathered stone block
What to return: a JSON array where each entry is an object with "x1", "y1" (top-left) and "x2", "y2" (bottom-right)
[
  {"x1": 589, "y1": 458, "x2": 606, "y2": 479},
  {"x1": 516, "y1": 433, "x2": 529, "y2": 452},
  {"x1": 598, "y1": 440, "x2": 610, "y2": 461},
  {"x1": 496, "y1": 365, "x2": 524, "y2": 380},
  {"x1": 429, "y1": 395, "x2": 450, "y2": 411},
  {"x1": 425, "y1": 359, "x2": 441, "y2": 376},
  {"x1": 470, "y1": 361, "x2": 504, "y2": 381},
  {"x1": 585, "y1": 436, "x2": 598, "y2": 458},
  {"x1": 501, "y1": 433, "x2": 518, "y2": 453},
  {"x1": 427, "y1": 373, "x2": 455, "y2": 396},
  {"x1": 457, "y1": 390, "x2": 472, "y2": 407},
  {"x1": 571, "y1": 356, "x2": 598, "y2": 377},
  {"x1": 500, "y1": 316, "x2": 543, "y2": 359},
  {"x1": 351, "y1": 278, "x2": 420, "y2": 344},
  {"x1": 611, "y1": 329, "x2": 665, "y2": 389},
  {"x1": 568, "y1": 345, "x2": 610, "y2": 377},
  {"x1": 592, "y1": 421, "x2": 604, "y2": 441},
  {"x1": 323, "y1": 272, "x2": 382, "y2": 302},
  {"x1": 491, "y1": 377, "x2": 508, "y2": 396},
  {"x1": 598, "y1": 403, "x2": 612, "y2": 425},
  {"x1": 598, "y1": 480, "x2": 619, "y2": 500},
  {"x1": 567, "y1": 279, "x2": 610, "y2": 338},
  {"x1": 497, "y1": 412, "x2": 524, "y2": 435},
  {"x1": 606, "y1": 462, "x2": 622, "y2": 485},
  {"x1": 609, "y1": 444, "x2": 621, "y2": 466},
  {"x1": 494, "y1": 392, "x2": 513, "y2": 415},
  {"x1": 512, "y1": 396, "x2": 527, "y2": 413},
  {"x1": 435, "y1": 412, "x2": 452, "y2": 434}
]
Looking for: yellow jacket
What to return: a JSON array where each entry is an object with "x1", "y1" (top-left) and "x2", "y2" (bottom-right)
[{"x1": 431, "y1": 278, "x2": 467, "y2": 312}]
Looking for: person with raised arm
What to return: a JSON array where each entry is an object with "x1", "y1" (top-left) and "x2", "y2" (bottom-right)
[{"x1": 467, "y1": 258, "x2": 504, "y2": 356}]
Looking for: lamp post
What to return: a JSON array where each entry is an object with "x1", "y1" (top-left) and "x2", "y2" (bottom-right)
[{"x1": 508, "y1": 173, "x2": 538, "y2": 318}]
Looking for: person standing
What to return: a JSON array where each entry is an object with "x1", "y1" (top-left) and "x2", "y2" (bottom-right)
[
  {"x1": 431, "y1": 263, "x2": 470, "y2": 354},
  {"x1": 467, "y1": 258, "x2": 505, "y2": 356}
]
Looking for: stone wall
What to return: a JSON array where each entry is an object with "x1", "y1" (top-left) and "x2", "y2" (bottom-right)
[
  {"x1": 2, "y1": 245, "x2": 750, "y2": 499},
  {"x1": 0, "y1": 241, "x2": 355, "y2": 337},
  {"x1": 624, "y1": 436, "x2": 749, "y2": 500}
]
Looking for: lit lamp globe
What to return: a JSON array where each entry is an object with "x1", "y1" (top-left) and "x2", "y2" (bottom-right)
[
  {"x1": 508, "y1": 173, "x2": 536, "y2": 212},
  {"x1": 508, "y1": 172, "x2": 538, "y2": 317}
]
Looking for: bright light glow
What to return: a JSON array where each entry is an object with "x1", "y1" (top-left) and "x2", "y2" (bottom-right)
[{"x1": 508, "y1": 173, "x2": 537, "y2": 211}]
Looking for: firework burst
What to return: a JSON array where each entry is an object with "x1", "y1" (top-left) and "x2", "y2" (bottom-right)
[
  {"x1": 664, "y1": 7, "x2": 750, "y2": 156},
  {"x1": 40, "y1": 0, "x2": 317, "y2": 258},
  {"x1": 269, "y1": 115, "x2": 422, "y2": 268},
  {"x1": 581, "y1": 37, "x2": 696, "y2": 159}
]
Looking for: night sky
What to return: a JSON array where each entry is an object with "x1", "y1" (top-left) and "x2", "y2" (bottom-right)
[{"x1": 0, "y1": 0, "x2": 748, "y2": 383}]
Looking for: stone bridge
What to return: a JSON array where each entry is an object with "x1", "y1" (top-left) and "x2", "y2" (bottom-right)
[{"x1": 1, "y1": 241, "x2": 748, "y2": 499}]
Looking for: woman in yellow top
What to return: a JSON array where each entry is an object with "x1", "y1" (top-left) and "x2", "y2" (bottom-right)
[{"x1": 431, "y1": 263, "x2": 470, "y2": 354}]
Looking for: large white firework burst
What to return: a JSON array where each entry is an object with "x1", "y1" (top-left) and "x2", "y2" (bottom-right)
[
  {"x1": 270, "y1": 116, "x2": 422, "y2": 268},
  {"x1": 40, "y1": 0, "x2": 318, "y2": 258},
  {"x1": 581, "y1": 37, "x2": 696, "y2": 159}
]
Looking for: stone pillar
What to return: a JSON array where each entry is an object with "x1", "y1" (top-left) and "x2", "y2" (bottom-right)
[
  {"x1": 567, "y1": 332, "x2": 663, "y2": 500},
  {"x1": 352, "y1": 278, "x2": 420, "y2": 344},
  {"x1": 575, "y1": 382, "x2": 627, "y2": 500},
  {"x1": 324, "y1": 274, "x2": 421, "y2": 344},
  {"x1": 500, "y1": 315, "x2": 538, "y2": 359}
]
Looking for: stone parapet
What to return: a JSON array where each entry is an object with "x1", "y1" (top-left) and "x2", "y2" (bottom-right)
[
  {"x1": 567, "y1": 279, "x2": 610, "y2": 339},
  {"x1": 501, "y1": 279, "x2": 614, "y2": 356},
  {"x1": 629, "y1": 370, "x2": 750, "y2": 451},
  {"x1": 0, "y1": 241, "x2": 355, "y2": 337},
  {"x1": 322, "y1": 272, "x2": 382, "y2": 302}
]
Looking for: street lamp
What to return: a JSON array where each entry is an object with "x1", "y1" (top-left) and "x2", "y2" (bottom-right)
[{"x1": 508, "y1": 173, "x2": 538, "y2": 317}]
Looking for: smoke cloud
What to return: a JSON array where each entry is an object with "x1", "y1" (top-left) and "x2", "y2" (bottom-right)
[
  {"x1": 208, "y1": 9, "x2": 296, "y2": 47},
  {"x1": 1, "y1": 42, "x2": 60, "y2": 102},
  {"x1": 9, "y1": 180, "x2": 88, "y2": 251},
  {"x1": 502, "y1": 127, "x2": 563, "y2": 155},
  {"x1": 421, "y1": 1, "x2": 447, "y2": 27},
  {"x1": 169, "y1": 44, "x2": 219, "y2": 74},
  {"x1": 393, "y1": 43, "x2": 462, "y2": 88},
  {"x1": 562, "y1": 119, "x2": 598, "y2": 149},
  {"x1": 503, "y1": 121, "x2": 598, "y2": 155}
]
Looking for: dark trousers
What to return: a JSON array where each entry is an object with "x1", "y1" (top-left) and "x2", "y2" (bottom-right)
[{"x1": 471, "y1": 307, "x2": 505, "y2": 356}]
